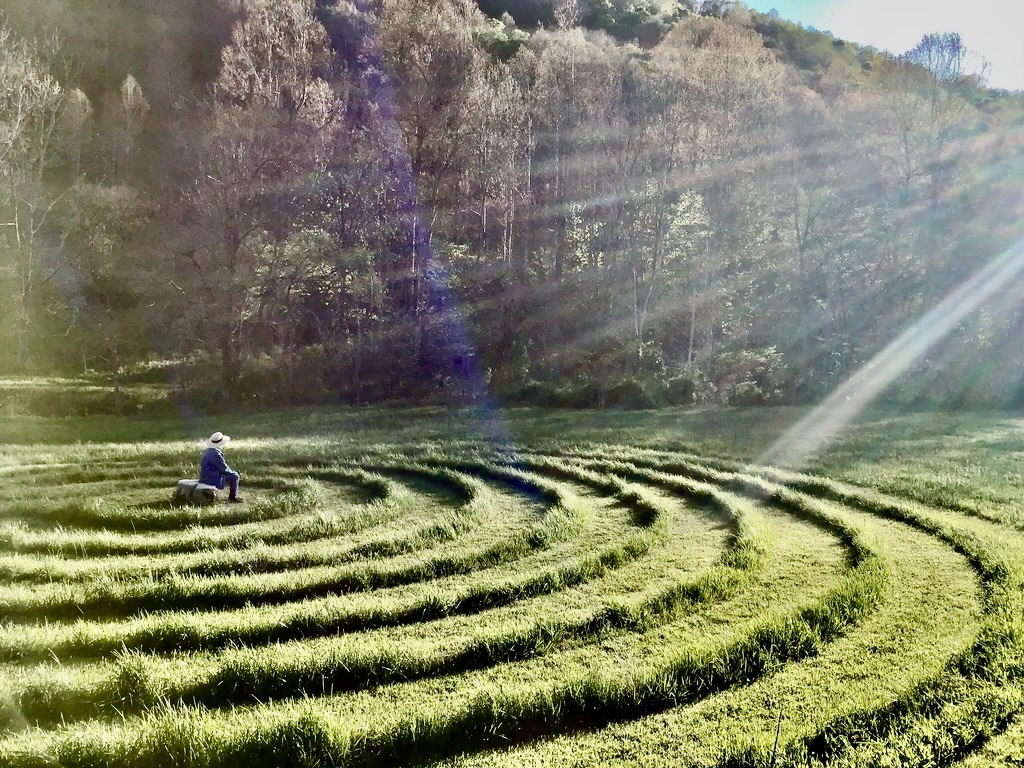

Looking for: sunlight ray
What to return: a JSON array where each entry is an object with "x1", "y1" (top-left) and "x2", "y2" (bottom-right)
[{"x1": 761, "y1": 236, "x2": 1024, "y2": 468}]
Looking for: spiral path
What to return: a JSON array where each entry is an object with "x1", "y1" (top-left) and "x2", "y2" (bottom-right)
[{"x1": 0, "y1": 441, "x2": 1020, "y2": 767}]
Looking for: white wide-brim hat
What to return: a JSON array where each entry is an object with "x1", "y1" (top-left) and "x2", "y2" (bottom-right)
[{"x1": 206, "y1": 431, "x2": 231, "y2": 449}]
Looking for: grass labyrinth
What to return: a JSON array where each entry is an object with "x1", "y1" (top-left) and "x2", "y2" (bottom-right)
[{"x1": 0, "y1": 410, "x2": 1022, "y2": 767}]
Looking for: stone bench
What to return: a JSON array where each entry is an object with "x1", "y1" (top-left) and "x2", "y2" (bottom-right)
[{"x1": 174, "y1": 479, "x2": 220, "y2": 505}]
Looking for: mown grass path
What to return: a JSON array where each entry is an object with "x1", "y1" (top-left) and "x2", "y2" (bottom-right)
[
  {"x1": 0, "y1": 408, "x2": 1020, "y2": 767},
  {"x1": 439, "y1": 489, "x2": 982, "y2": 767}
]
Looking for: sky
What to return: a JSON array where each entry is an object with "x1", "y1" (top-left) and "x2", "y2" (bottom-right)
[{"x1": 741, "y1": 0, "x2": 1024, "y2": 91}]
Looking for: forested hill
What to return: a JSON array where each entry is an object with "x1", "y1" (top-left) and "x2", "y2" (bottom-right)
[{"x1": 2, "y1": 0, "x2": 1022, "y2": 410}]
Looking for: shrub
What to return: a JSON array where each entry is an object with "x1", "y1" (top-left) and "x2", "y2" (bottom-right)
[
  {"x1": 236, "y1": 353, "x2": 280, "y2": 403},
  {"x1": 705, "y1": 346, "x2": 786, "y2": 406},
  {"x1": 604, "y1": 379, "x2": 659, "y2": 410},
  {"x1": 288, "y1": 345, "x2": 329, "y2": 404},
  {"x1": 664, "y1": 375, "x2": 697, "y2": 406},
  {"x1": 502, "y1": 380, "x2": 562, "y2": 407}
]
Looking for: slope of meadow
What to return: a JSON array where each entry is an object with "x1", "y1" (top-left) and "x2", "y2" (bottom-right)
[{"x1": 0, "y1": 402, "x2": 1020, "y2": 767}]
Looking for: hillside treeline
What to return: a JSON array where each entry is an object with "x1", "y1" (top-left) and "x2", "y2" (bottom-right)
[{"x1": 1, "y1": 0, "x2": 1023, "y2": 409}]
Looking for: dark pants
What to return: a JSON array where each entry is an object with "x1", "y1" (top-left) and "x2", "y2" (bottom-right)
[{"x1": 224, "y1": 472, "x2": 240, "y2": 499}]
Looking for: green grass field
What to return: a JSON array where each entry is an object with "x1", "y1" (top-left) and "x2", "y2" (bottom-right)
[{"x1": 0, "y1": 401, "x2": 1021, "y2": 767}]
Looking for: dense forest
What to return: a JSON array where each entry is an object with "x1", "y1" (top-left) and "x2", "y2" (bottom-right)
[{"x1": 1, "y1": 0, "x2": 1022, "y2": 409}]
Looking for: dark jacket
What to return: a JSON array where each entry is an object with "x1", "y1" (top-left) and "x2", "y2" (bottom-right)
[{"x1": 200, "y1": 447, "x2": 239, "y2": 489}]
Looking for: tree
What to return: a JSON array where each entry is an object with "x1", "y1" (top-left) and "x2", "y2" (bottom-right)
[
  {"x1": 159, "y1": 0, "x2": 335, "y2": 397},
  {"x1": 870, "y1": 40, "x2": 975, "y2": 205},
  {"x1": 373, "y1": 0, "x2": 489, "y2": 265},
  {"x1": 857, "y1": 37, "x2": 981, "y2": 337},
  {"x1": 769, "y1": 84, "x2": 881, "y2": 396},
  {"x1": 56, "y1": 87, "x2": 91, "y2": 178},
  {"x1": 360, "y1": 0, "x2": 493, "y2": 390},
  {"x1": 55, "y1": 182, "x2": 151, "y2": 396},
  {"x1": 653, "y1": 16, "x2": 784, "y2": 368},
  {"x1": 527, "y1": 27, "x2": 621, "y2": 280},
  {"x1": 903, "y1": 32, "x2": 977, "y2": 86},
  {"x1": 462, "y1": 59, "x2": 530, "y2": 264},
  {"x1": 96, "y1": 74, "x2": 149, "y2": 181},
  {"x1": 554, "y1": 0, "x2": 581, "y2": 29},
  {"x1": 0, "y1": 17, "x2": 67, "y2": 371},
  {"x1": 664, "y1": 190, "x2": 711, "y2": 366}
]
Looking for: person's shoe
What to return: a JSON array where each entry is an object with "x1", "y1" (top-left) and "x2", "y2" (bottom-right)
[{"x1": 228, "y1": 497, "x2": 244, "y2": 503}]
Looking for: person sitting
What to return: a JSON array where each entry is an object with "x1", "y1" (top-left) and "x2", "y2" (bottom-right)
[{"x1": 200, "y1": 431, "x2": 243, "y2": 503}]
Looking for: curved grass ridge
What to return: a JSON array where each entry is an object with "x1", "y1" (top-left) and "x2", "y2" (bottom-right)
[
  {"x1": 0, "y1": 452, "x2": 878, "y2": 766},
  {"x1": 1, "y1": 480, "x2": 292, "y2": 532},
  {"x1": 0, "y1": 470, "x2": 407, "y2": 583},
  {"x1": 745, "y1": 470, "x2": 1024, "y2": 767},
  {"x1": 0, "y1": 479, "x2": 332, "y2": 557},
  {"x1": 0, "y1": 526, "x2": 881, "y2": 768},
  {"x1": 0, "y1": 462, "x2": 484, "y2": 560},
  {"x1": 7, "y1": 477, "x2": 768, "y2": 728},
  {"x1": 0, "y1": 434, "x2": 1015, "y2": 768},
  {"x1": 0, "y1": 466, "x2": 548, "y2": 621},
  {"x1": 569, "y1": 449, "x2": 1015, "y2": 767},
  {"x1": 0, "y1": 522, "x2": 654, "y2": 661},
  {"x1": 0, "y1": 460, "x2": 656, "y2": 661}
]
